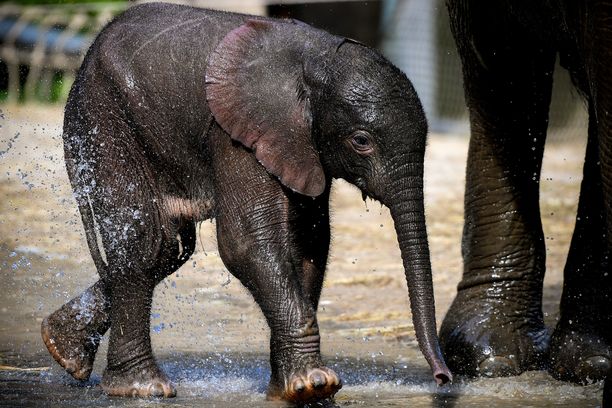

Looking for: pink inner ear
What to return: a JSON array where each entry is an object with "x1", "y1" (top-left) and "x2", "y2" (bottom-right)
[
  {"x1": 205, "y1": 19, "x2": 326, "y2": 197},
  {"x1": 205, "y1": 22, "x2": 266, "y2": 148},
  {"x1": 254, "y1": 133, "x2": 326, "y2": 197}
]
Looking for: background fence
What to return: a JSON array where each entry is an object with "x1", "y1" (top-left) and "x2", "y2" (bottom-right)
[
  {"x1": 0, "y1": 2, "x2": 124, "y2": 103},
  {"x1": 0, "y1": 0, "x2": 588, "y2": 138}
]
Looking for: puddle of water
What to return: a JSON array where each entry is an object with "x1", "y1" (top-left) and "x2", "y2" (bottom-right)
[{"x1": 0, "y1": 352, "x2": 602, "y2": 407}]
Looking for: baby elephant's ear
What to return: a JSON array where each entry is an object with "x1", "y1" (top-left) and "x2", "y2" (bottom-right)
[{"x1": 206, "y1": 19, "x2": 325, "y2": 197}]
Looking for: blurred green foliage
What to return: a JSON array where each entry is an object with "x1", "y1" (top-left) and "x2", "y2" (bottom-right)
[
  {"x1": 7, "y1": 0, "x2": 126, "y2": 4},
  {"x1": 1, "y1": 1, "x2": 127, "y2": 103}
]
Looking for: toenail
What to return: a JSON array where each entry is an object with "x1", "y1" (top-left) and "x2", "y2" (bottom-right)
[
  {"x1": 310, "y1": 372, "x2": 326, "y2": 388},
  {"x1": 294, "y1": 379, "x2": 306, "y2": 393},
  {"x1": 149, "y1": 383, "x2": 166, "y2": 397}
]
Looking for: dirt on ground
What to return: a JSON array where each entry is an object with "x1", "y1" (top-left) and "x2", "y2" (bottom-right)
[{"x1": 0, "y1": 105, "x2": 603, "y2": 406}]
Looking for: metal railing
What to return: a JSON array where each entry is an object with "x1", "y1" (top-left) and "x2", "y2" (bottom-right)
[{"x1": 0, "y1": 3, "x2": 128, "y2": 102}]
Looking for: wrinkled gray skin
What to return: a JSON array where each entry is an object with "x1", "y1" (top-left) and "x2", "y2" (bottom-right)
[
  {"x1": 40, "y1": 3, "x2": 451, "y2": 403},
  {"x1": 441, "y1": 0, "x2": 612, "y2": 387},
  {"x1": 605, "y1": 375, "x2": 611, "y2": 407}
]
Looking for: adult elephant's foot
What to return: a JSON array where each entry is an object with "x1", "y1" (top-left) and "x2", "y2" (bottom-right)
[
  {"x1": 101, "y1": 363, "x2": 176, "y2": 398},
  {"x1": 267, "y1": 366, "x2": 342, "y2": 404},
  {"x1": 440, "y1": 289, "x2": 549, "y2": 378},
  {"x1": 41, "y1": 283, "x2": 110, "y2": 381},
  {"x1": 549, "y1": 322, "x2": 611, "y2": 384}
]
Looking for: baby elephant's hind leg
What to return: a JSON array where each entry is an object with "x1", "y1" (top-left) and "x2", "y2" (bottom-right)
[
  {"x1": 100, "y1": 211, "x2": 195, "y2": 398},
  {"x1": 42, "y1": 203, "x2": 195, "y2": 393},
  {"x1": 41, "y1": 281, "x2": 111, "y2": 381}
]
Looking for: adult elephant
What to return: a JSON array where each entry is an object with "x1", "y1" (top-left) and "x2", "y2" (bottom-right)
[
  {"x1": 40, "y1": 2, "x2": 451, "y2": 404},
  {"x1": 441, "y1": 0, "x2": 612, "y2": 385}
]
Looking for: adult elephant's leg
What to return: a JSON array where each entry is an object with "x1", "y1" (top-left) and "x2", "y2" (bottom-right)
[
  {"x1": 211, "y1": 128, "x2": 340, "y2": 404},
  {"x1": 605, "y1": 374, "x2": 612, "y2": 406},
  {"x1": 550, "y1": 6, "x2": 612, "y2": 383},
  {"x1": 440, "y1": 2, "x2": 556, "y2": 377},
  {"x1": 549, "y1": 106, "x2": 612, "y2": 383}
]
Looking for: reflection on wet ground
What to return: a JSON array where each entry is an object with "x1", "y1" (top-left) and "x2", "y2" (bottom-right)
[
  {"x1": 1, "y1": 351, "x2": 603, "y2": 407},
  {"x1": 0, "y1": 106, "x2": 603, "y2": 406},
  {"x1": 1, "y1": 350, "x2": 603, "y2": 407}
]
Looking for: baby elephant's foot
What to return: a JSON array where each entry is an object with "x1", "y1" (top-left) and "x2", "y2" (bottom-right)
[
  {"x1": 101, "y1": 364, "x2": 176, "y2": 398},
  {"x1": 549, "y1": 324, "x2": 611, "y2": 384},
  {"x1": 267, "y1": 367, "x2": 342, "y2": 404},
  {"x1": 41, "y1": 284, "x2": 110, "y2": 381}
]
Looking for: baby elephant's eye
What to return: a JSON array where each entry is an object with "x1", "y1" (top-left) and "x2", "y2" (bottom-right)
[{"x1": 349, "y1": 131, "x2": 374, "y2": 155}]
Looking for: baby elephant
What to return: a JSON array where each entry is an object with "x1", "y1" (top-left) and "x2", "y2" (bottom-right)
[{"x1": 42, "y1": 2, "x2": 451, "y2": 403}]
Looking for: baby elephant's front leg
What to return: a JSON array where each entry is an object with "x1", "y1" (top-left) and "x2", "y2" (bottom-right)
[
  {"x1": 267, "y1": 317, "x2": 341, "y2": 403},
  {"x1": 215, "y1": 199, "x2": 340, "y2": 404}
]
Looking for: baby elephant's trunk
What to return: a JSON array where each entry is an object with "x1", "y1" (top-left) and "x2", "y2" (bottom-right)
[{"x1": 385, "y1": 176, "x2": 452, "y2": 385}]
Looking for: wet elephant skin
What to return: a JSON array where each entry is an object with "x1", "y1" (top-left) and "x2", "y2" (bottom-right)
[
  {"x1": 442, "y1": 0, "x2": 612, "y2": 388},
  {"x1": 40, "y1": 3, "x2": 451, "y2": 404}
]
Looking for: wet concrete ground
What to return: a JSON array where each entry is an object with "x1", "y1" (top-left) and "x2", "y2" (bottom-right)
[{"x1": 0, "y1": 105, "x2": 604, "y2": 406}]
